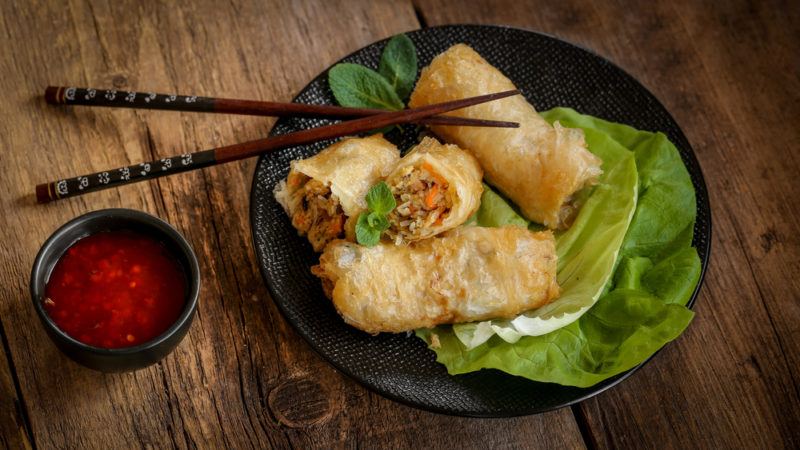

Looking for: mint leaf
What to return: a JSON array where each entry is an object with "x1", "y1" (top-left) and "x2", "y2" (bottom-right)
[
  {"x1": 379, "y1": 34, "x2": 418, "y2": 100},
  {"x1": 328, "y1": 63, "x2": 404, "y2": 111},
  {"x1": 365, "y1": 182, "x2": 396, "y2": 215},
  {"x1": 355, "y1": 212, "x2": 381, "y2": 247},
  {"x1": 367, "y1": 212, "x2": 390, "y2": 231},
  {"x1": 355, "y1": 182, "x2": 396, "y2": 247}
]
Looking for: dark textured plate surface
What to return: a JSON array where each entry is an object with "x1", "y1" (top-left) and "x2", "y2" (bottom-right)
[{"x1": 250, "y1": 25, "x2": 711, "y2": 417}]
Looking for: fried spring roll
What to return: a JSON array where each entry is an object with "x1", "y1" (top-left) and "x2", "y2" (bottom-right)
[
  {"x1": 385, "y1": 137, "x2": 482, "y2": 243},
  {"x1": 410, "y1": 44, "x2": 603, "y2": 229},
  {"x1": 312, "y1": 226, "x2": 559, "y2": 334},
  {"x1": 274, "y1": 135, "x2": 400, "y2": 251}
]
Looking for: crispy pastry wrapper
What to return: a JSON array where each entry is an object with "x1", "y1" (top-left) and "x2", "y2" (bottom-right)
[
  {"x1": 386, "y1": 137, "x2": 482, "y2": 241},
  {"x1": 409, "y1": 44, "x2": 603, "y2": 229},
  {"x1": 274, "y1": 134, "x2": 400, "y2": 242},
  {"x1": 312, "y1": 226, "x2": 560, "y2": 334}
]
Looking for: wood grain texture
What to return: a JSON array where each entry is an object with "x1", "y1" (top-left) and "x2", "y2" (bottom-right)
[
  {"x1": 0, "y1": 0, "x2": 586, "y2": 448},
  {"x1": 414, "y1": 0, "x2": 800, "y2": 448}
]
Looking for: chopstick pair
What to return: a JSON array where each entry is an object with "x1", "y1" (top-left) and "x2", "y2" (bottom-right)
[
  {"x1": 44, "y1": 86, "x2": 518, "y2": 128},
  {"x1": 36, "y1": 87, "x2": 521, "y2": 203}
]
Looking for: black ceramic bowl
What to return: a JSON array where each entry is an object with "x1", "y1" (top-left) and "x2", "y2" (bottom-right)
[{"x1": 30, "y1": 208, "x2": 200, "y2": 372}]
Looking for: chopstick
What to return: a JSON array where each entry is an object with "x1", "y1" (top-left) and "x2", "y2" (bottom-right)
[
  {"x1": 36, "y1": 89, "x2": 520, "y2": 203},
  {"x1": 44, "y1": 86, "x2": 519, "y2": 128}
]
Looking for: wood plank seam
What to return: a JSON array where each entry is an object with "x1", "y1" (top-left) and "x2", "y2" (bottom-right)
[
  {"x1": 411, "y1": 0, "x2": 429, "y2": 28},
  {"x1": 0, "y1": 321, "x2": 35, "y2": 449},
  {"x1": 570, "y1": 404, "x2": 597, "y2": 450}
]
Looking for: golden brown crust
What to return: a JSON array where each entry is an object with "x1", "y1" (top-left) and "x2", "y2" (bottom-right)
[
  {"x1": 290, "y1": 134, "x2": 400, "y2": 216},
  {"x1": 410, "y1": 44, "x2": 602, "y2": 229},
  {"x1": 313, "y1": 226, "x2": 559, "y2": 334}
]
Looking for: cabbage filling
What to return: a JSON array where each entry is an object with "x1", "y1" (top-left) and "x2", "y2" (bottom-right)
[
  {"x1": 387, "y1": 163, "x2": 452, "y2": 243},
  {"x1": 288, "y1": 174, "x2": 345, "y2": 252}
]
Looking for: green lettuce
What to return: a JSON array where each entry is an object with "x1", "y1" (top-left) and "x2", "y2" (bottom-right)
[
  {"x1": 416, "y1": 108, "x2": 701, "y2": 387},
  {"x1": 452, "y1": 127, "x2": 639, "y2": 348}
]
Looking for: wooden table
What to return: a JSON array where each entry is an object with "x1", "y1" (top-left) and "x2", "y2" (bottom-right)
[{"x1": 1, "y1": 0, "x2": 797, "y2": 448}]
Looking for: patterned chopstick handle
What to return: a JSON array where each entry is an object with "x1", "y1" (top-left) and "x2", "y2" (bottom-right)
[
  {"x1": 44, "y1": 86, "x2": 216, "y2": 113},
  {"x1": 36, "y1": 149, "x2": 216, "y2": 203}
]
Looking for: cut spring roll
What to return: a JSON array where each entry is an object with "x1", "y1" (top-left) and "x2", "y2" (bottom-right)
[
  {"x1": 312, "y1": 226, "x2": 559, "y2": 334},
  {"x1": 385, "y1": 137, "x2": 482, "y2": 243},
  {"x1": 274, "y1": 135, "x2": 400, "y2": 251},
  {"x1": 410, "y1": 44, "x2": 603, "y2": 229}
]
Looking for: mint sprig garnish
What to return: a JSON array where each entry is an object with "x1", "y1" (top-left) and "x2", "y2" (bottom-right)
[
  {"x1": 355, "y1": 182, "x2": 396, "y2": 247},
  {"x1": 328, "y1": 34, "x2": 418, "y2": 114},
  {"x1": 328, "y1": 63, "x2": 404, "y2": 111},
  {"x1": 378, "y1": 34, "x2": 418, "y2": 100}
]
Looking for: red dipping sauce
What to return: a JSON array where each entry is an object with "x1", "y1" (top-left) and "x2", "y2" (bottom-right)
[{"x1": 44, "y1": 231, "x2": 186, "y2": 349}]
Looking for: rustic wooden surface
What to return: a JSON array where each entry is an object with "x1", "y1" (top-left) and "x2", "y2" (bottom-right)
[{"x1": 0, "y1": 0, "x2": 797, "y2": 448}]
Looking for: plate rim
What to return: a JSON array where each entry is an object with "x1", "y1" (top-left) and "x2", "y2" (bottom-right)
[{"x1": 249, "y1": 23, "x2": 712, "y2": 417}]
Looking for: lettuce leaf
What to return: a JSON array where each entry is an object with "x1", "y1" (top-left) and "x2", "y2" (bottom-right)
[
  {"x1": 474, "y1": 185, "x2": 529, "y2": 229},
  {"x1": 416, "y1": 108, "x2": 701, "y2": 387},
  {"x1": 452, "y1": 126, "x2": 639, "y2": 347}
]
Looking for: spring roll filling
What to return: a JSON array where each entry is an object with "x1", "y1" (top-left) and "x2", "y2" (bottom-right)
[
  {"x1": 387, "y1": 163, "x2": 453, "y2": 243},
  {"x1": 288, "y1": 173, "x2": 346, "y2": 251}
]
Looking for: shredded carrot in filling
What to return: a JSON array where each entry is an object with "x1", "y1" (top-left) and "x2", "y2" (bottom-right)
[
  {"x1": 387, "y1": 165, "x2": 452, "y2": 243},
  {"x1": 421, "y1": 162, "x2": 448, "y2": 186},
  {"x1": 290, "y1": 179, "x2": 346, "y2": 251},
  {"x1": 424, "y1": 184, "x2": 440, "y2": 209}
]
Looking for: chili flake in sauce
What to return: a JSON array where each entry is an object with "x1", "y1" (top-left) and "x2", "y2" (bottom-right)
[{"x1": 44, "y1": 231, "x2": 186, "y2": 349}]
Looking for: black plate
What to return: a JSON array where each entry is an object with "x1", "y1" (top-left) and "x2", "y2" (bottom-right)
[{"x1": 250, "y1": 25, "x2": 711, "y2": 417}]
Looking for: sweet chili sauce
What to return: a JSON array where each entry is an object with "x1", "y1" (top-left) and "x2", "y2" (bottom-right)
[{"x1": 44, "y1": 231, "x2": 186, "y2": 349}]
